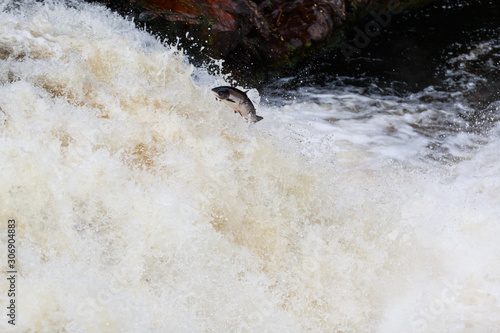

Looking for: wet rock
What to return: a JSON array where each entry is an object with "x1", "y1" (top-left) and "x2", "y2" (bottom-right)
[{"x1": 95, "y1": 0, "x2": 442, "y2": 74}]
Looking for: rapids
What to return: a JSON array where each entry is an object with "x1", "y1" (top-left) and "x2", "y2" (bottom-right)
[{"x1": 0, "y1": 1, "x2": 499, "y2": 332}]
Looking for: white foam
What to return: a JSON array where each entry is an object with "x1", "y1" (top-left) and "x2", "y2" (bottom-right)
[{"x1": 0, "y1": 1, "x2": 499, "y2": 332}]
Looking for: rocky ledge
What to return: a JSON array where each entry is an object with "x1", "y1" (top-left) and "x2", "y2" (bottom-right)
[{"x1": 96, "y1": 0, "x2": 443, "y2": 75}]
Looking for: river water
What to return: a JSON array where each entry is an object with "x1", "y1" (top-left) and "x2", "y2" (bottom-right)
[{"x1": 0, "y1": 0, "x2": 499, "y2": 332}]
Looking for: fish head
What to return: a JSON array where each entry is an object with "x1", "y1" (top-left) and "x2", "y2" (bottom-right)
[
  {"x1": 211, "y1": 86, "x2": 245, "y2": 111},
  {"x1": 212, "y1": 86, "x2": 261, "y2": 123},
  {"x1": 211, "y1": 87, "x2": 232, "y2": 100}
]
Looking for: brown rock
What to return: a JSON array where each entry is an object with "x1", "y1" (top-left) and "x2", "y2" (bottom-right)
[{"x1": 95, "y1": 0, "x2": 441, "y2": 73}]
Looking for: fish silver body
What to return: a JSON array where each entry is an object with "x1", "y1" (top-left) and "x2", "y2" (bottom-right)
[{"x1": 211, "y1": 86, "x2": 263, "y2": 123}]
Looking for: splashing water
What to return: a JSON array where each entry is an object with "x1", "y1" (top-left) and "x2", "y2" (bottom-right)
[{"x1": 0, "y1": 1, "x2": 499, "y2": 332}]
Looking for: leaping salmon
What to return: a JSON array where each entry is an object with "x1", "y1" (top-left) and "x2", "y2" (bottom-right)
[{"x1": 211, "y1": 86, "x2": 263, "y2": 123}]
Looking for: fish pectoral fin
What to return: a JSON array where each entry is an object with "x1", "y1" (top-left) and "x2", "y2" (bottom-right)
[{"x1": 227, "y1": 98, "x2": 236, "y2": 103}]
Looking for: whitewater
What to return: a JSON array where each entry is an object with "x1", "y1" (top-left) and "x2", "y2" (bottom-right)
[{"x1": 0, "y1": 1, "x2": 499, "y2": 332}]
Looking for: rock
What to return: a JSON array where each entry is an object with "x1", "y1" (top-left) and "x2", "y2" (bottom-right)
[{"x1": 95, "y1": 0, "x2": 442, "y2": 75}]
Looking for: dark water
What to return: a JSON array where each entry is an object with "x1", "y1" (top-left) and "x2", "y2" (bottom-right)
[
  {"x1": 260, "y1": 0, "x2": 499, "y2": 159},
  {"x1": 270, "y1": 0, "x2": 500, "y2": 94},
  {"x1": 264, "y1": 0, "x2": 499, "y2": 104}
]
